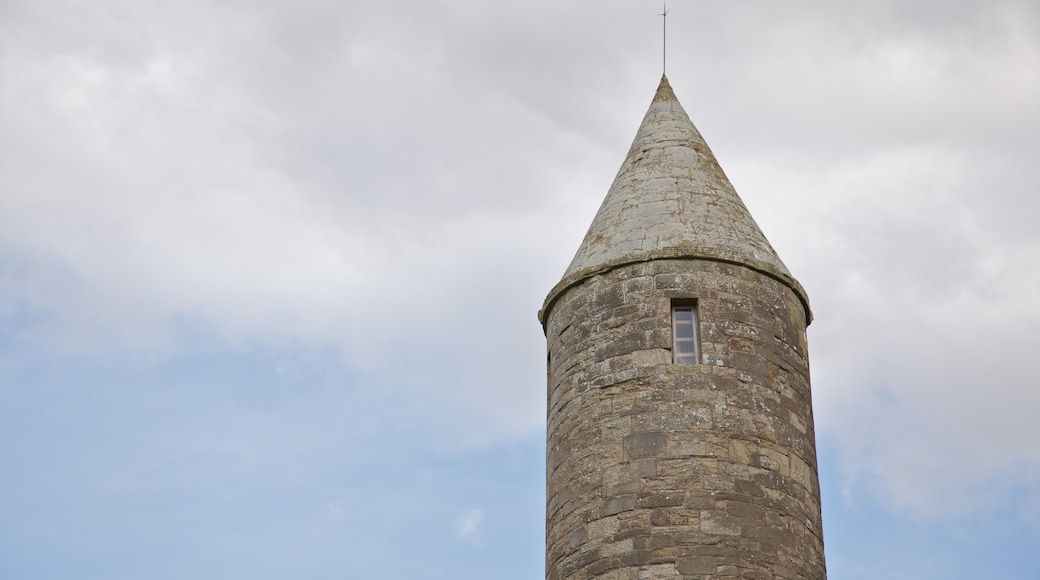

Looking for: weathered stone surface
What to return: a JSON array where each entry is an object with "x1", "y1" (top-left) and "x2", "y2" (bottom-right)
[
  {"x1": 603, "y1": 495, "x2": 638, "y2": 516},
  {"x1": 543, "y1": 77, "x2": 825, "y2": 580},
  {"x1": 624, "y1": 432, "x2": 668, "y2": 459},
  {"x1": 676, "y1": 556, "x2": 716, "y2": 575},
  {"x1": 540, "y1": 77, "x2": 811, "y2": 330},
  {"x1": 545, "y1": 258, "x2": 825, "y2": 579}
]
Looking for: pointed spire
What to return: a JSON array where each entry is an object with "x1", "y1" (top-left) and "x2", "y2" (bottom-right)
[{"x1": 541, "y1": 76, "x2": 810, "y2": 325}]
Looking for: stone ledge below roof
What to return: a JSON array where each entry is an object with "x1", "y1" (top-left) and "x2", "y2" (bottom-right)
[{"x1": 538, "y1": 249, "x2": 812, "y2": 331}]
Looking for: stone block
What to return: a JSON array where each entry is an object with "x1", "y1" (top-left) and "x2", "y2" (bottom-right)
[
  {"x1": 602, "y1": 538, "x2": 635, "y2": 557},
  {"x1": 637, "y1": 490, "x2": 685, "y2": 508},
  {"x1": 637, "y1": 563, "x2": 681, "y2": 579},
  {"x1": 666, "y1": 438, "x2": 708, "y2": 458},
  {"x1": 588, "y1": 516, "x2": 620, "y2": 539},
  {"x1": 630, "y1": 458, "x2": 658, "y2": 478},
  {"x1": 603, "y1": 495, "x2": 638, "y2": 516},
  {"x1": 675, "y1": 557, "x2": 716, "y2": 575},
  {"x1": 699, "y1": 511, "x2": 742, "y2": 536},
  {"x1": 726, "y1": 501, "x2": 766, "y2": 521},
  {"x1": 624, "y1": 432, "x2": 668, "y2": 459}
]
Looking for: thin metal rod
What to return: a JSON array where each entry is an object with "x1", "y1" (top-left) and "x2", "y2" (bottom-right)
[{"x1": 659, "y1": 3, "x2": 669, "y2": 76}]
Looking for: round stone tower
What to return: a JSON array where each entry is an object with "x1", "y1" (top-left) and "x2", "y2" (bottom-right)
[{"x1": 539, "y1": 77, "x2": 825, "y2": 580}]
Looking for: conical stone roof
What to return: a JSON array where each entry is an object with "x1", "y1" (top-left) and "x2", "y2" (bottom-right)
[{"x1": 540, "y1": 76, "x2": 810, "y2": 326}]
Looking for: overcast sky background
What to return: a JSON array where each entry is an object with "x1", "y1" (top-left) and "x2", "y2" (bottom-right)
[{"x1": 2, "y1": 1, "x2": 1039, "y2": 578}]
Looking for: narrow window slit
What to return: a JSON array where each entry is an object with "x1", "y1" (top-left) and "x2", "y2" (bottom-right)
[{"x1": 671, "y1": 301, "x2": 700, "y2": 365}]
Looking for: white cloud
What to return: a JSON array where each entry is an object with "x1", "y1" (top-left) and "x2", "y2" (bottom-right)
[
  {"x1": 2, "y1": 0, "x2": 1040, "y2": 524},
  {"x1": 454, "y1": 508, "x2": 483, "y2": 543},
  {"x1": 740, "y1": 141, "x2": 1040, "y2": 518},
  {"x1": 0, "y1": 0, "x2": 569, "y2": 446}
]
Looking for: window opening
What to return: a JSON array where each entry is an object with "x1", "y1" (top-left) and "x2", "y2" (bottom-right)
[{"x1": 672, "y1": 303, "x2": 700, "y2": 364}]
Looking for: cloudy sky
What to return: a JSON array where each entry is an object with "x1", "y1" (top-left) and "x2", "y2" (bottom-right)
[{"x1": 2, "y1": 0, "x2": 1038, "y2": 578}]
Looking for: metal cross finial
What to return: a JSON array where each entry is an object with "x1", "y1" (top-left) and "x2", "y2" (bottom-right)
[{"x1": 659, "y1": 2, "x2": 669, "y2": 76}]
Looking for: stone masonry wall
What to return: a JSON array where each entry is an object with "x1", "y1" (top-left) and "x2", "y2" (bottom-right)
[{"x1": 544, "y1": 259, "x2": 825, "y2": 580}]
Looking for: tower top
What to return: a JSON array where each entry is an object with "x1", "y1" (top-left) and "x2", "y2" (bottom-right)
[{"x1": 540, "y1": 76, "x2": 810, "y2": 326}]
